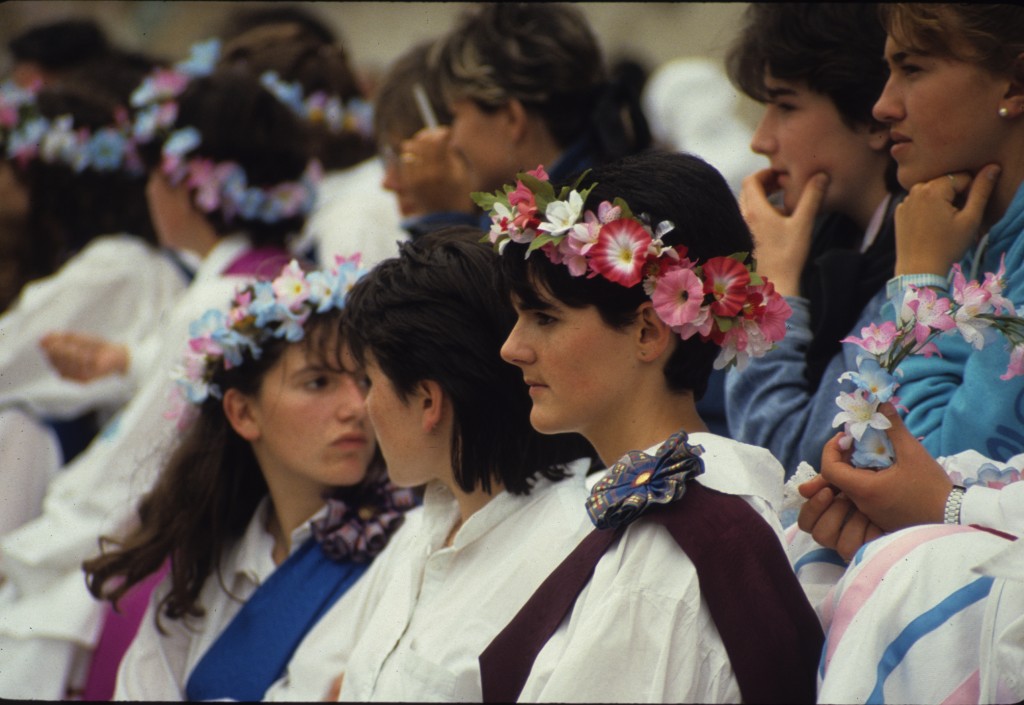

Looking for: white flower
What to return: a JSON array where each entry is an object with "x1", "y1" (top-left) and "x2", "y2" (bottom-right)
[
  {"x1": 832, "y1": 390, "x2": 891, "y2": 440},
  {"x1": 539, "y1": 190, "x2": 584, "y2": 236}
]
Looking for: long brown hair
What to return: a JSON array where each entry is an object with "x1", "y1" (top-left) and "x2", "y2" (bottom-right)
[{"x1": 83, "y1": 309, "x2": 381, "y2": 629}]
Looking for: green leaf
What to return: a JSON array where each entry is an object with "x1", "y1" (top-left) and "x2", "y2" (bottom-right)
[
  {"x1": 526, "y1": 233, "x2": 560, "y2": 253},
  {"x1": 612, "y1": 196, "x2": 634, "y2": 220},
  {"x1": 471, "y1": 190, "x2": 498, "y2": 210}
]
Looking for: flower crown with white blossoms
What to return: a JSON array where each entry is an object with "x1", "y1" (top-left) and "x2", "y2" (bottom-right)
[
  {"x1": 130, "y1": 38, "x2": 322, "y2": 225},
  {"x1": 171, "y1": 255, "x2": 366, "y2": 411},
  {"x1": 472, "y1": 166, "x2": 793, "y2": 371},
  {"x1": 1, "y1": 79, "x2": 144, "y2": 175}
]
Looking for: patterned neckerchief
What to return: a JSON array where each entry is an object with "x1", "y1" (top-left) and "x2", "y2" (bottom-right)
[{"x1": 585, "y1": 430, "x2": 705, "y2": 530}]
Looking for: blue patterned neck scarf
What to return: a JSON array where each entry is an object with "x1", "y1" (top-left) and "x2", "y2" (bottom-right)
[{"x1": 585, "y1": 430, "x2": 705, "y2": 530}]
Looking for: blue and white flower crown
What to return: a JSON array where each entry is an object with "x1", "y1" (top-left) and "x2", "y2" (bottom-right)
[
  {"x1": 171, "y1": 255, "x2": 366, "y2": 408},
  {"x1": 1, "y1": 79, "x2": 143, "y2": 174},
  {"x1": 131, "y1": 38, "x2": 325, "y2": 225}
]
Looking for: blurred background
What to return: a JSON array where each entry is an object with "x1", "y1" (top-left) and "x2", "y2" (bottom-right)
[{"x1": 0, "y1": 1, "x2": 761, "y2": 125}]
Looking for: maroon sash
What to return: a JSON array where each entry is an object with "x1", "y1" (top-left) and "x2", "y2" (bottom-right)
[
  {"x1": 222, "y1": 246, "x2": 292, "y2": 277},
  {"x1": 479, "y1": 483, "x2": 822, "y2": 703}
]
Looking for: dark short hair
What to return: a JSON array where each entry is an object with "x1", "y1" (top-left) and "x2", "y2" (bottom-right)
[
  {"x1": 219, "y1": 4, "x2": 337, "y2": 45},
  {"x1": 373, "y1": 40, "x2": 452, "y2": 144},
  {"x1": 217, "y1": 22, "x2": 375, "y2": 171},
  {"x1": 9, "y1": 19, "x2": 109, "y2": 71},
  {"x1": 727, "y1": 3, "x2": 888, "y2": 130},
  {"x1": 136, "y1": 66, "x2": 313, "y2": 247},
  {"x1": 342, "y1": 227, "x2": 592, "y2": 495},
  {"x1": 501, "y1": 151, "x2": 753, "y2": 400}
]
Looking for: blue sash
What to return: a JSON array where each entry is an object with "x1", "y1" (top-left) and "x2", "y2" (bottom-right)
[{"x1": 185, "y1": 537, "x2": 366, "y2": 701}]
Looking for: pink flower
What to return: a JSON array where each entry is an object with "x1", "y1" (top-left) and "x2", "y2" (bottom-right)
[
  {"x1": 1002, "y1": 344, "x2": 1024, "y2": 380},
  {"x1": 596, "y1": 200, "x2": 622, "y2": 224},
  {"x1": 652, "y1": 266, "x2": 705, "y2": 330},
  {"x1": 273, "y1": 260, "x2": 311, "y2": 309},
  {"x1": 703, "y1": 257, "x2": 751, "y2": 317},
  {"x1": 902, "y1": 286, "x2": 956, "y2": 345},
  {"x1": 841, "y1": 321, "x2": 898, "y2": 356},
  {"x1": 982, "y1": 255, "x2": 1015, "y2": 315},
  {"x1": 526, "y1": 165, "x2": 549, "y2": 181},
  {"x1": 508, "y1": 181, "x2": 539, "y2": 232},
  {"x1": 588, "y1": 218, "x2": 652, "y2": 287},
  {"x1": 750, "y1": 282, "x2": 791, "y2": 343}
]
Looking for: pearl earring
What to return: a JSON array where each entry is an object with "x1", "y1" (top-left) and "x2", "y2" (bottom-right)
[{"x1": 999, "y1": 106, "x2": 1011, "y2": 118}]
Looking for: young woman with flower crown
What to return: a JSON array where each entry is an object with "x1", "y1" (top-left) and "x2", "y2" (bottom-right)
[
  {"x1": 478, "y1": 151, "x2": 821, "y2": 703},
  {"x1": 81, "y1": 259, "x2": 412, "y2": 700},
  {"x1": 0, "y1": 55, "x2": 189, "y2": 534},
  {"x1": 214, "y1": 22, "x2": 406, "y2": 270},
  {"x1": 261, "y1": 229, "x2": 594, "y2": 702},
  {"x1": 0, "y1": 62, "x2": 324, "y2": 699}
]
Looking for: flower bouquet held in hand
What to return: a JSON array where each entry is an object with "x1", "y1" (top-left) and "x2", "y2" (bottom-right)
[{"x1": 835, "y1": 256, "x2": 1024, "y2": 468}]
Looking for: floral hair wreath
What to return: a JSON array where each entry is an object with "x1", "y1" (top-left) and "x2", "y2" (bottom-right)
[
  {"x1": 170, "y1": 254, "x2": 367, "y2": 416},
  {"x1": 130, "y1": 38, "x2": 324, "y2": 225},
  {"x1": 472, "y1": 166, "x2": 792, "y2": 371},
  {"x1": 1, "y1": 79, "x2": 143, "y2": 175}
]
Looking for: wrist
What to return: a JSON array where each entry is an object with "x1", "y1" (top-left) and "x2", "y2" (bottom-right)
[{"x1": 886, "y1": 273, "x2": 949, "y2": 300}]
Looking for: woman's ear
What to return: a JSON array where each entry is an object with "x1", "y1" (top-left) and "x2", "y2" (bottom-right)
[
  {"x1": 1001, "y1": 52, "x2": 1024, "y2": 117},
  {"x1": 223, "y1": 388, "x2": 261, "y2": 442},
  {"x1": 635, "y1": 302, "x2": 674, "y2": 362},
  {"x1": 504, "y1": 98, "x2": 530, "y2": 144},
  {"x1": 415, "y1": 379, "x2": 448, "y2": 435}
]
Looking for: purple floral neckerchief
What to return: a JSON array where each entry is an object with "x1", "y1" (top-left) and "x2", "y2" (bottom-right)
[{"x1": 311, "y1": 480, "x2": 418, "y2": 562}]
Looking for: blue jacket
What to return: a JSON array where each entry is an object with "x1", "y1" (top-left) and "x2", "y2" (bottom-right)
[
  {"x1": 725, "y1": 290, "x2": 888, "y2": 478},
  {"x1": 725, "y1": 200, "x2": 899, "y2": 478},
  {"x1": 893, "y1": 181, "x2": 1024, "y2": 460}
]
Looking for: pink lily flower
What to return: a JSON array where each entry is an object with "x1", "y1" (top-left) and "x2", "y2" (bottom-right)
[{"x1": 841, "y1": 321, "x2": 898, "y2": 356}]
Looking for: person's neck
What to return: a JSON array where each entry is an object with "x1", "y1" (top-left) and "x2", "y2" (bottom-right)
[
  {"x1": 590, "y1": 389, "x2": 707, "y2": 466},
  {"x1": 848, "y1": 174, "x2": 893, "y2": 233},
  {"x1": 437, "y1": 473, "x2": 503, "y2": 547},
  {"x1": 264, "y1": 476, "x2": 329, "y2": 566}
]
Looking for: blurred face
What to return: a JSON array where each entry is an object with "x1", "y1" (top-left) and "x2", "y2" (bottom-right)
[
  {"x1": 750, "y1": 74, "x2": 887, "y2": 217},
  {"x1": 500, "y1": 289, "x2": 637, "y2": 444},
  {"x1": 0, "y1": 161, "x2": 29, "y2": 222},
  {"x1": 247, "y1": 342, "x2": 376, "y2": 496},
  {"x1": 448, "y1": 98, "x2": 515, "y2": 192},
  {"x1": 379, "y1": 133, "x2": 418, "y2": 217},
  {"x1": 146, "y1": 171, "x2": 191, "y2": 249},
  {"x1": 360, "y1": 352, "x2": 437, "y2": 488},
  {"x1": 873, "y1": 37, "x2": 1009, "y2": 188}
]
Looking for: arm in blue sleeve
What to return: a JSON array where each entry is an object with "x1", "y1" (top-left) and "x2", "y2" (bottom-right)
[{"x1": 726, "y1": 293, "x2": 885, "y2": 478}]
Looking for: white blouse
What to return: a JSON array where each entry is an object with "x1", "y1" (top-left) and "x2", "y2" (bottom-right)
[
  {"x1": 0, "y1": 234, "x2": 188, "y2": 419},
  {"x1": 265, "y1": 465, "x2": 594, "y2": 702},
  {"x1": 0, "y1": 236, "x2": 274, "y2": 697},
  {"x1": 518, "y1": 433, "x2": 786, "y2": 703},
  {"x1": 268, "y1": 436, "x2": 787, "y2": 703},
  {"x1": 114, "y1": 500, "x2": 321, "y2": 700}
]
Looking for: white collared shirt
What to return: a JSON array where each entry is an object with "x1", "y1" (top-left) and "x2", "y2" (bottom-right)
[
  {"x1": 265, "y1": 466, "x2": 594, "y2": 702},
  {"x1": 269, "y1": 437, "x2": 787, "y2": 703},
  {"x1": 114, "y1": 499, "x2": 323, "y2": 700},
  {"x1": 518, "y1": 433, "x2": 786, "y2": 703}
]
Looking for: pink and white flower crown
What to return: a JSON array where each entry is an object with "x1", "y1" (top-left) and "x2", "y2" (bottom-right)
[
  {"x1": 473, "y1": 166, "x2": 792, "y2": 370},
  {"x1": 130, "y1": 38, "x2": 322, "y2": 225},
  {"x1": 169, "y1": 255, "x2": 366, "y2": 421}
]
